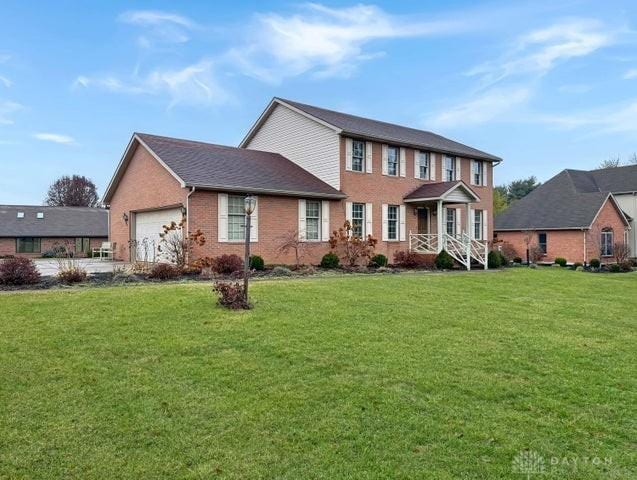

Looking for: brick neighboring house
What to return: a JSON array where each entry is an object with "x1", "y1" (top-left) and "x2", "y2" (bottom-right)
[
  {"x1": 494, "y1": 167, "x2": 633, "y2": 265},
  {"x1": 103, "y1": 98, "x2": 501, "y2": 267},
  {"x1": 0, "y1": 205, "x2": 108, "y2": 257}
]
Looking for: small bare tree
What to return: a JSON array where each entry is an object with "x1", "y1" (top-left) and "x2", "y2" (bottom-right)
[
  {"x1": 328, "y1": 221, "x2": 378, "y2": 267},
  {"x1": 276, "y1": 230, "x2": 307, "y2": 268},
  {"x1": 158, "y1": 218, "x2": 205, "y2": 267},
  {"x1": 522, "y1": 229, "x2": 536, "y2": 264},
  {"x1": 614, "y1": 242, "x2": 630, "y2": 263}
]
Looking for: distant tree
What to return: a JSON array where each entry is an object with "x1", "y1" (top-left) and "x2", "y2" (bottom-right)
[
  {"x1": 45, "y1": 175, "x2": 100, "y2": 207},
  {"x1": 506, "y1": 176, "x2": 540, "y2": 203},
  {"x1": 493, "y1": 186, "x2": 508, "y2": 214},
  {"x1": 629, "y1": 153, "x2": 637, "y2": 165},
  {"x1": 599, "y1": 156, "x2": 622, "y2": 169}
]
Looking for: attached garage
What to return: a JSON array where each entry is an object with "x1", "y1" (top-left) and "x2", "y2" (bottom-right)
[{"x1": 133, "y1": 208, "x2": 182, "y2": 262}]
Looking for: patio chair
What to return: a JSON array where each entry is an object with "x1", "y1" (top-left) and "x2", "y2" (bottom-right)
[{"x1": 92, "y1": 242, "x2": 116, "y2": 261}]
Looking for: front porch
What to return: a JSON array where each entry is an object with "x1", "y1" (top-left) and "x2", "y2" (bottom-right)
[{"x1": 404, "y1": 181, "x2": 489, "y2": 270}]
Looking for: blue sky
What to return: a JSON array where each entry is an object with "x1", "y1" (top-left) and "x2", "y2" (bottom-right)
[{"x1": 2, "y1": 0, "x2": 637, "y2": 204}]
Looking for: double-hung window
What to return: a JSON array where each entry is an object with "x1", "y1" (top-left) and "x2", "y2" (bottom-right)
[
  {"x1": 75, "y1": 237, "x2": 90, "y2": 254},
  {"x1": 352, "y1": 140, "x2": 365, "y2": 172},
  {"x1": 305, "y1": 200, "x2": 321, "y2": 241},
  {"x1": 417, "y1": 151, "x2": 429, "y2": 179},
  {"x1": 387, "y1": 205, "x2": 398, "y2": 240},
  {"x1": 446, "y1": 209, "x2": 456, "y2": 236},
  {"x1": 473, "y1": 210, "x2": 483, "y2": 240},
  {"x1": 228, "y1": 195, "x2": 246, "y2": 241},
  {"x1": 16, "y1": 237, "x2": 41, "y2": 253},
  {"x1": 444, "y1": 155, "x2": 456, "y2": 181},
  {"x1": 473, "y1": 161, "x2": 483, "y2": 185},
  {"x1": 538, "y1": 233, "x2": 547, "y2": 254},
  {"x1": 352, "y1": 203, "x2": 365, "y2": 238},
  {"x1": 387, "y1": 146, "x2": 399, "y2": 176},
  {"x1": 601, "y1": 229, "x2": 614, "y2": 256}
]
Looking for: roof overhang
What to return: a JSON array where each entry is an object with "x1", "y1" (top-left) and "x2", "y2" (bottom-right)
[
  {"x1": 588, "y1": 193, "x2": 632, "y2": 230},
  {"x1": 404, "y1": 181, "x2": 481, "y2": 204},
  {"x1": 187, "y1": 183, "x2": 346, "y2": 200}
]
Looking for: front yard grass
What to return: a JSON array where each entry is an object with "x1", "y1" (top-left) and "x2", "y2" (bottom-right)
[{"x1": 0, "y1": 269, "x2": 635, "y2": 479}]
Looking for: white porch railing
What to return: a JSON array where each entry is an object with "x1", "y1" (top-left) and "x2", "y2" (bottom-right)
[{"x1": 409, "y1": 232, "x2": 488, "y2": 270}]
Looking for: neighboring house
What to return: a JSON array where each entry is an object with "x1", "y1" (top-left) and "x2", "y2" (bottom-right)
[
  {"x1": 0, "y1": 205, "x2": 108, "y2": 257},
  {"x1": 494, "y1": 166, "x2": 634, "y2": 264},
  {"x1": 103, "y1": 98, "x2": 501, "y2": 268}
]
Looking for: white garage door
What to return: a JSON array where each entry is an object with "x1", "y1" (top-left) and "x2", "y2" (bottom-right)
[{"x1": 134, "y1": 208, "x2": 182, "y2": 262}]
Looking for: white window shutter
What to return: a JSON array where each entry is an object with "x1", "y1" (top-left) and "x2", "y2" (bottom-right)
[
  {"x1": 443, "y1": 207, "x2": 448, "y2": 234},
  {"x1": 345, "y1": 201, "x2": 353, "y2": 224},
  {"x1": 365, "y1": 203, "x2": 373, "y2": 237},
  {"x1": 321, "y1": 200, "x2": 330, "y2": 241},
  {"x1": 365, "y1": 142, "x2": 373, "y2": 173},
  {"x1": 382, "y1": 144, "x2": 388, "y2": 175},
  {"x1": 430, "y1": 153, "x2": 436, "y2": 180},
  {"x1": 399, "y1": 205, "x2": 406, "y2": 241},
  {"x1": 250, "y1": 196, "x2": 258, "y2": 242},
  {"x1": 345, "y1": 138, "x2": 353, "y2": 171},
  {"x1": 482, "y1": 162, "x2": 488, "y2": 187},
  {"x1": 400, "y1": 147, "x2": 406, "y2": 177},
  {"x1": 298, "y1": 199, "x2": 307, "y2": 240},
  {"x1": 456, "y1": 207, "x2": 462, "y2": 236},
  {"x1": 470, "y1": 160, "x2": 476, "y2": 185},
  {"x1": 381, "y1": 204, "x2": 388, "y2": 241},
  {"x1": 469, "y1": 207, "x2": 474, "y2": 239},
  {"x1": 414, "y1": 150, "x2": 419, "y2": 179},
  {"x1": 218, "y1": 193, "x2": 228, "y2": 242},
  {"x1": 456, "y1": 158, "x2": 461, "y2": 181},
  {"x1": 483, "y1": 210, "x2": 488, "y2": 242}
]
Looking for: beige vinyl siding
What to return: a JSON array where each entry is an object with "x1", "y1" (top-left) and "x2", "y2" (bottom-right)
[
  {"x1": 446, "y1": 189, "x2": 474, "y2": 203},
  {"x1": 244, "y1": 103, "x2": 341, "y2": 190},
  {"x1": 613, "y1": 193, "x2": 637, "y2": 255}
]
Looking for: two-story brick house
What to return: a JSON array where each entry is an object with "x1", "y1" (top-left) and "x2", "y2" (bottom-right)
[{"x1": 103, "y1": 98, "x2": 501, "y2": 267}]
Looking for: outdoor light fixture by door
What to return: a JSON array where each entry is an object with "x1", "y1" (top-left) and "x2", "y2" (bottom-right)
[{"x1": 243, "y1": 194, "x2": 256, "y2": 302}]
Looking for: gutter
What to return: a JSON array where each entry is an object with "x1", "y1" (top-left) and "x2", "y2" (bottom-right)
[
  {"x1": 185, "y1": 183, "x2": 347, "y2": 200},
  {"x1": 186, "y1": 186, "x2": 196, "y2": 265}
]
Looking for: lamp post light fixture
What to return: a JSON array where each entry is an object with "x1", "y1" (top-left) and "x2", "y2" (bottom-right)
[{"x1": 243, "y1": 194, "x2": 256, "y2": 303}]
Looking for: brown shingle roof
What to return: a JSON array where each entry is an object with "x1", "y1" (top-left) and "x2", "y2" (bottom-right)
[{"x1": 404, "y1": 181, "x2": 480, "y2": 201}]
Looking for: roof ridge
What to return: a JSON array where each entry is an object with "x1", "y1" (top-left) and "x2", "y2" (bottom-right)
[
  {"x1": 135, "y1": 132, "x2": 284, "y2": 157},
  {"x1": 0, "y1": 204, "x2": 105, "y2": 210}
]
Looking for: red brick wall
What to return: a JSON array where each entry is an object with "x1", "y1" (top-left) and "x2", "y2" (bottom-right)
[
  {"x1": 0, "y1": 237, "x2": 107, "y2": 257},
  {"x1": 108, "y1": 143, "x2": 187, "y2": 261},
  {"x1": 495, "y1": 198, "x2": 628, "y2": 264}
]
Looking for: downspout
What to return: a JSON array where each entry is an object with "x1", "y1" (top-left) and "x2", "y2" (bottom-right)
[
  {"x1": 582, "y1": 229, "x2": 587, "y2": 266},
  {"x1": 186, "y1": 187, "x2": 196, "y2": 265}
]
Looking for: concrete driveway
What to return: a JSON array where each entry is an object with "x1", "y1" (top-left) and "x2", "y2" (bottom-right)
[{"x1": 34, "y1": 258, "x2": 128, "y2": 276}]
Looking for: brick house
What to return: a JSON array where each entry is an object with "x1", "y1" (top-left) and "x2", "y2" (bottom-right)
[
  {"x1": 494, "y1": 167, "x2": 633, "y2": 264},
  {"x1": 103, "y1": 98, "x2": 501, "y2": 268},
  {"x1": 0, "y1": 205, "x2": 108, "y2": 257}
]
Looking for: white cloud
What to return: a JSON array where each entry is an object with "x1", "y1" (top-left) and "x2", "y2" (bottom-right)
[
  {"x1": 468, "y1": 19, "x2": 614, "y2": 87},
  {"x1": 226, "y1": 3, "x2": 468, "y2": 82},
  {"x1": 623, "y1": 68, "x2": 637, "y2": 79},
  {"x1": 427, "y1": 87, "x2": 532, "y2": 128},
  {"x1": 119, "y1": 10, "x2": 196, "y2": 45},
  {"x1": 33, "y1": 133, "x2": 76, "y2": 145},
  {"x1": 0, "y1": 75, "x2": 11, "y2": 88},
  {"x1": 74, "y1": 60, "x2": 230, "y2": 108},
  {"x1": 0, "y1": 100, "x2": 22, "y2": 124},
  {"x1": 536, "y1": 100, "x2": 637, "y2": 135}
]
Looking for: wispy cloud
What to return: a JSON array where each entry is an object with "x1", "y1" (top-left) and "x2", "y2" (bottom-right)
[
  {"x1": 226, "y1": 3, "x2": 468, "y2": 82},
  {"x1": 0, "y1": 54, "x2": 12, "y2": 88},
  {"x1": 0, "y1": 100, "x2": 22, "y2": 124},
  {"x1": 119, "y1": 10, "x2": 196, "y2": 46},
  {"x1": 74, "y1": 59, "x2": 230, "y2": 108},
  {"x1": 427, "y1": 87, "x2": 532, "y2": 128},
  {"x1": 468, "y1": 19, "x2": 614, "y2": 88},
  {"x1": 623, "y1": 68, "x2": 637, "y2": 79},
  {"x1": 33, "y1": 132, "x2": 76, "y2": 145},
  {"x1": 536, "y1": 100, "x2": 637, "y2": 135}
]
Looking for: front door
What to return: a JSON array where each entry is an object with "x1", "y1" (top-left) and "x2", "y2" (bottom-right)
[{"x1": 417, "y1": 208, "x2": 429, "y2": 234}]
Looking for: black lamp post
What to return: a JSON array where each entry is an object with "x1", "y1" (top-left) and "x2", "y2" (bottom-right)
[{"x1": 243, "y1": 194, "x2": 256, "y2": 302}]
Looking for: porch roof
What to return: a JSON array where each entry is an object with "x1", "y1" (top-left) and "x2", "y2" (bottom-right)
[{"x1": 404, "y1": 181, "x2": 480, "y2": 203}]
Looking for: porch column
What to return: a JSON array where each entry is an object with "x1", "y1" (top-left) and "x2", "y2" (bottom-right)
[
  {"x1": 437, "y1": 200, "x2": 443, "y2": 253},
  {"x1": 465, "y1": 203, "x2": 471, "y2": 238}
]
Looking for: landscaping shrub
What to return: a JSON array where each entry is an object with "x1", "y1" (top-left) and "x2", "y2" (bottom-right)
[
  {"x1": 435, "y1": 250, "x2": 455, "y2": 270},
  {"x1": 513, "y1": 256, "x2": 522, "y2": 264},
  {"x1": 589, "y1": 258, "x2": 601, "y2": 269},
  {"x1": 328, "y1": 221, "x2": 378, "y2": 266},
  {"x1": 529, "y1": 263, "x2": 537, "y2": 269},
  {"x1": 551, "y1": 263, "x2": 562, "y2": 268},
  {"x1": 0, "y1": 257, "x2": 40, "y2": 285},
  {"x1": 575, "y1": 266, "x2": 585, "y2": 272},
  {"x1": 148, "y1": 262, "x2": 181, "y2": 280},
  {"x1": 393, "y1": 251, "x2": 433, "y2": 269},
  {"x1": 271, "y1": 266, "x2": 293, "y2": 276},
  {"x1": 609, "y1": 263, "x2": 621, "y2": 273},
  {"x1": 554, "y1": 257, "x2": 567, "y2": 267},
  {"x1": 41, "y1": 244, "x2": 67, "y2": 258},
  {"x1": 498, "y1": 242, "x2": 516, "y2": 264},
  {"x1": 620, "y1": 261, "x2": 633, "y2": 272},
  {"x1": 249, "y1": 255, "x2": 265, "y2": 271},
  {"x1": 57, "y1": 265, "x2": 87, "y2": 284},
  {"x1": 487, "y1": 250, "x2": 502, "y2": 269},
  {"x1": 369, "y1": 254, "x2": 388, "y2": 268},
  {"x1": 572, "y1": 262, "x2": 583, "y2": 270},
  {"x1": 212, "y1": 281, "x2": 250, "y2": 309},
  {"x1": 320, "y1": 252, "x2": 340, "y2": 269},
  {"x1": 212, "y1": 254, "x2": 243, "y2": 274}
]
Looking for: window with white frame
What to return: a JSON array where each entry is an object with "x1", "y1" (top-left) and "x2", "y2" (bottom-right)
[
  {"x1": 417, "y1": 151, "x2": 429, "y2": 179},
  {"x1": 352, "y1": 203, "x2": 365, "y2": 238},
  {"x1": 387, "y1": 146, "x2": 399, "y2": 176},
  {"x1": 538, "y1": 232, "x2": 547, "y2": 254},
  {"x1": 601, "y1": 229, "x2": 614, "y2": 256},
  {"x1": 444, "y1": 156, "x2": 456, "y2": 182},
  {"x1": 387, "y1": 205, "x2": 398, "y2": 240},
  {"x1": 473, "y1": 161, "x2": 483, "y2": 185},
  {"x1": 446, "y1": 208, "x2": 456, "y2": 236},
  {"x1": 352, "y1": 140, "x2": 365, "y2": 172},
  {"x1": 228, "y1": 195, "x2": 246, "y2": 241},
  {"x1": 305, "y1": 200, "x2": 321, "y2": 241},
  {"x1": 473, "y1": 210, "x2": 483, "y2": 240}
]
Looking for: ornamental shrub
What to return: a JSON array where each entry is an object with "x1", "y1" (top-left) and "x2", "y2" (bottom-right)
[
  {"x1": 620, "y1": 261, "x2": 633, "y2": 272},
  {"x1": 148, "y1": 262, "x2": 181, "y2": 280},
  {"x1": 369, "y1": 254, "x2": 388, "y2": 268},
  {"x1": 271, "y1": 266, "x2": 293, "y2": 276},
  {"x1": 572, "y1": 262, "x2": 583, "y2": 270},
  {"x1": 589, "y1": 258, "x2": 601, "y2": 269},
  {"x1": 435, "y1": 250, "x2": 455, "y2": 270},
  {"x1": 320, "y1": 252, "x2": 340, "y2": 269},
  {"x1": 212, "y1": 254, "x2": 243, "y2": 274},
  {"x1": 513, "y1": 256, "x2": 523, "y2": 264},
  {"x1": 554, "y1": 257, "x2": 567, "y2": 267},
  {"x1": 0, "y1": 257, "x2": 40, "y2": 285},
  {"x1": 487, "y1": 250, "x2": 502, "y2": 269},
  {"x1": 213, "y1": 281, "x2": 250, "y2": 309},
  {"x1": 249, "y1": 255, "x2": 265, "y2": 271},
  {"x1": 609, "y1": 263, "x2": 621, "y2": 273}
]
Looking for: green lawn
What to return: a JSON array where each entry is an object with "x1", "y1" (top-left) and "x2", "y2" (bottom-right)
[{"x1": 1, "y1": 269, "x2": 635, "y2": 479}]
